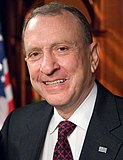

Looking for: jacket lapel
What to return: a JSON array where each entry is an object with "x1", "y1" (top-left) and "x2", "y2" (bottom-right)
[
  {"x1": 79, "y1": 81, "x2": 122, "y2": 160},
  {"x1": 17, "y1": 82, "x2": 122, "y2": 160},
  {"x1": 19, "y1": 103, "x2": 53, "y2": 160}
]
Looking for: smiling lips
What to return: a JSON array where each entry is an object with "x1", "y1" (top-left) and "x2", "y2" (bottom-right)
[{"x1": 44, "y1": 79, "x2": 66, "y2": 85}]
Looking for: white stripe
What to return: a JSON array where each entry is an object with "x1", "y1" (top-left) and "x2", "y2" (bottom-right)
[
  {"x1": 4, "y1": 84, "x2": 13, "y2": 102},
  {"x1": 0, "y1": 97, "x2": 8, "y2": 129},
  {"x1": 3, "y1": 58, "x2": 9, "y2": 74}
]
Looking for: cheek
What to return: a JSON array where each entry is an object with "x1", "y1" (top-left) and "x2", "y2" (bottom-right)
[
  {"x1": 59, "y1": 55, "x2": 80, "y2": 74},
  {"x1": 27, "y1": 63, "x2": 39, "y2": 79},
  {"x1": 66, "y1": 54, "x2": 91, "y2": 83}
]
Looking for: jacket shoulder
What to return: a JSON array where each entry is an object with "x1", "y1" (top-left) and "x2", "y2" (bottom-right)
[
  {"x1": 115, "y1": 96, "x2": 123, "y2": 117},
  {"x1": 1, "y1": 100, "x2": 53, "y2": 132}
]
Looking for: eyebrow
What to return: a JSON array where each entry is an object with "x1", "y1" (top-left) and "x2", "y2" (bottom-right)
[
  {"x1": 25, "y1": 47, "x2": 42, "y2": 55},
  {"x1": 50, "y1": 41, "x2": 78, "y2": 47},
  {"x1": 26, "y1": 40, "x2": 78, "y2": 53}
]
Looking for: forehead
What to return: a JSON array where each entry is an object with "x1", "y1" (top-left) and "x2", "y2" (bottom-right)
[
  {"x1": 25, "y1": 11, "x2": 82, "y2": 36},
  {"x1": 24, "y1": 11, "x2": 84, "y2": 49},
  {"x1": 27, "y1": 10, "x2": 80, "y2": 25}
]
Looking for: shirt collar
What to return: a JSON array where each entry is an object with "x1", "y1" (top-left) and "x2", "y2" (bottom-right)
[
  {"x1": 69, "y1": 83, "x2": 97, "y2": 130},
  {"x1": 49, "y1": 82, "x2": 97, "y2": 134},
  {"x1": 49, "y1": 108, "x2": 64, "y2": 134}
]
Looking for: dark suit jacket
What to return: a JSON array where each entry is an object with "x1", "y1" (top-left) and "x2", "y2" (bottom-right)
[
  {"x1": 0, "y1": 131, "x2": 5, "y2": 160},
  {"x1": 1, "y1": 81, "x2": 123, "y2": 160}
]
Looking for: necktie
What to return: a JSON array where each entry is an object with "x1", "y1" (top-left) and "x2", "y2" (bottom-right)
[{"x1": 53, "y1": 121, "x2": 76, "y2": 160}]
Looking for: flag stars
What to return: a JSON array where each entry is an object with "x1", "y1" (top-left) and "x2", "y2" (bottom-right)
[
  {"x1": 0, "y1": 34, "x2": 3, "y2": 41},
  {"x1": 1, "y1": 75, "x2": 5, "y2": 83},
  {"x1": 0, "y1": 63, "x2": 5, "y2": 83},
  {"x1": 0, "y1": 63, "x2": 3, "y2": 71}
]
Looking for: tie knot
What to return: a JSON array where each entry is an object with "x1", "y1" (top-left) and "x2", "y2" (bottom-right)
[{"x1": 58, "y1": 121, "x2": 76, "y2": 140}]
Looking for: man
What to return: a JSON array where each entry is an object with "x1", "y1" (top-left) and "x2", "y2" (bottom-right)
[{"x1": 1, "y1": 2, "x2": 123, "y2": 160}]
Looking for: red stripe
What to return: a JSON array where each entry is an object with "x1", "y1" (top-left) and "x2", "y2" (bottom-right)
[
  {"x1": 4, "y1": 72, "x2": 10, "y2": 87},
  {"x1": 8, "y1": 99, "x2": 15, "y2": 113}
]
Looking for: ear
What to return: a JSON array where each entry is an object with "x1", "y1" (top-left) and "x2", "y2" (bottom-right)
[{"x1": 89, "y1": 42, "x2": 99, "y2": 73}]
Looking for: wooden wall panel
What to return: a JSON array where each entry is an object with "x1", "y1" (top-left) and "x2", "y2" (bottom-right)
[{"x1": 95, "y1": 0, "x2": 123, "y2": 96}]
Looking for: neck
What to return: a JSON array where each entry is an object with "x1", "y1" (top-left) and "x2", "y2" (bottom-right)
[{"x1": 55, "y1": 81, "x2": 95, "y2": 119}]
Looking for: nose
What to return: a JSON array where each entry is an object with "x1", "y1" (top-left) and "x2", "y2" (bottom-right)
[{"x1": 40, "y1": 53, "x2": 60, "y2": 75}]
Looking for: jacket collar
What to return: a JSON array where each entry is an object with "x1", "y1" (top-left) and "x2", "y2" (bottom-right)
[
  {"x1": 19, "y1": 102, "x2": 53, "y2": 160},
  {"x1": 19, "y1": 81, "x2": 122, "y2": 160},
  {"x1": 79, "y1": 80, "x2": 122, "y2": 160}
]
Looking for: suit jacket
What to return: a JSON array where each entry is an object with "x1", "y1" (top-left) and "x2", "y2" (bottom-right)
[
  {"x1": 1, "y1": 81, "x2": 123, "y2": 160},
  {"x1": 0, "y1": 131, "x2": 5, "y2": 160}
]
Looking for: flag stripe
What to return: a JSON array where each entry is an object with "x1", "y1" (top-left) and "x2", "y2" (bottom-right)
[
  {"x1": 4, "y1": 72, "x2": 10, "y2": 86},
  {"x1": 0, "y1": 22, "x2": 15, "y2": 129},
  {"x1": 8, "y1": 99, "x2": 14, "y2": 112}
]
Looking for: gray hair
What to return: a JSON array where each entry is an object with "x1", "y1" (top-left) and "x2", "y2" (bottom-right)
[{"x1": 22, "y1": 2, "x2": 93, "y2": 51}]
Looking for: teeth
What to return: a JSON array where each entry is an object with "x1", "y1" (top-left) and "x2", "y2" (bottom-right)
[{"x1": 45, "y1": 79, "x2": 65, "y2": 85}]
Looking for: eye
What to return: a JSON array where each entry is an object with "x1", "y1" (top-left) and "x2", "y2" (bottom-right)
[
  {"x1": 30, "y1": 52, "x2": 39, "y2": 57},
  {"x1": 52, "y1": 45, "x2": 72, "y2": 56},
  {"x1": 57, "y1": 46, "x2": 68, "y2": 52},
  {"x1": 26, "y1": 51, "x2": 41, "y2": 61}
]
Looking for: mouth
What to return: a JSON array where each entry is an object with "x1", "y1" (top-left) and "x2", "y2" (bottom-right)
[{"x1": 43, "y1": 79, "x2": 66, "y2": 86}]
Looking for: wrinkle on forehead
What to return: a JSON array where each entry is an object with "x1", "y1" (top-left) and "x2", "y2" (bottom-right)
[{"x1": 24, "y1": 11, "x2": 85, "y2": 51}]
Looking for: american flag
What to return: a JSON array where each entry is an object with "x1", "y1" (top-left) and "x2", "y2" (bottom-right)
[{"x1": 0, "y1": 23, "x2": 14, "y2": 129}]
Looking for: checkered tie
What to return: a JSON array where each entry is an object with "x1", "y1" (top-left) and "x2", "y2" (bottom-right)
[{"x1": 53, "y1": 121, "x2": 76, "y2": 160}]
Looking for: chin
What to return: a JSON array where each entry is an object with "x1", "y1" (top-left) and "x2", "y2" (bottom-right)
[{"x1": 46, "y1": 97, "x2": 68, "y2": 107}]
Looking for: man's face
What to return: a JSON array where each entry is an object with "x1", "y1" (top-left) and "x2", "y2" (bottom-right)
[{"x1": 24, "y1": 11, "x2": 98, "y2": 112}]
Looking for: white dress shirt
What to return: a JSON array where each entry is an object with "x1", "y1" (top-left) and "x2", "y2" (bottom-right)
[{"x1": 40, "y1": 83, "x2": 97, "y2": 160}]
